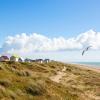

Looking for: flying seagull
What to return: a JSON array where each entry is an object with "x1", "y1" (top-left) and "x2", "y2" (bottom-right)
[{"x1": 82, "y1": 46, "x2": 92, "y2": 56}]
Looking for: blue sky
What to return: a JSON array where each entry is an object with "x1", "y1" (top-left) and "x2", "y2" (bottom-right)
[
  {"x1": 0, "y1": 0, "x2": 100, "y2": 37},
  {"x1": 0, "y1": 0, "x2": 100, "y2": 62}
]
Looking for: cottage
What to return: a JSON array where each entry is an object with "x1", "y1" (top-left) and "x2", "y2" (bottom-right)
[
  {"x1": 10, "y1": 56, "x2": 19, "y2": 62},
  {"x1": 44, "y1": 59, "x2": 50, "y2": 63},
  {"x1": 0, "y1": 56, "x2": 9, "y2": 62},
  {"x1": 24, "y1": 58, "x2": 31, "y2": 63},
  {"x1": 36, "y1": 59, "x2": 43, "y2": 63},
  {"x1": 18, "y1": 57, "x2": 24, "y2": 62}
]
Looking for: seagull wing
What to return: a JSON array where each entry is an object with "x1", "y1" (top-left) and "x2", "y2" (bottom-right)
[
  {"x1": 82, "y1": 46, "x2": 92, "y2": 56},
  {"x1": 82, "y1": 50, "x2": 85, "y2": 56},
  {"x1": 86, "y1": 46, "x2": 92, "y2": 51}
]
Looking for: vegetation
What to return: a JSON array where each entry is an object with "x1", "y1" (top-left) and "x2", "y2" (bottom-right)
[{"x1": 0, "y1": 61, "x2": 99, "y2": 100}]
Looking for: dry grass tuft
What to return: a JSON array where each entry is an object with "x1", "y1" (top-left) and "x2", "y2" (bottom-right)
[{"x1": 0, "y1": 79, "x2": 12, "y2": 88}]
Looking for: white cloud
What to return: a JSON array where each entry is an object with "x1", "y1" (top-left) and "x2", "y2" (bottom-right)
[{"x1": 1, "y1": 29, "x2": 100, "y2": 56}]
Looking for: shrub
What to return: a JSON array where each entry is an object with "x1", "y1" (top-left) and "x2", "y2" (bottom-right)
[
  {"x1": 25, "y1": 83, "x2": 46, "y2": 96},
  {"x1": 16, "y1": 70, "x2": 32, "y2": 77},
  {"x1": 0, "y1": 79, "x2": 12, "y2": 87}
]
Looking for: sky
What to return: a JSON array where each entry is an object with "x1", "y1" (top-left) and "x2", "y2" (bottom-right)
[{"x1": 0, "y1": 0, "x2": 100, "y2": 62}]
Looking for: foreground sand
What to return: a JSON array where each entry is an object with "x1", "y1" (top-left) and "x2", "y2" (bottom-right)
[
  {"x1": 49, "y1": 62, "x2": 100, "y2": 100},
  {"x1": 50, "y1": 66, "x2": 66, "y2": 83}
]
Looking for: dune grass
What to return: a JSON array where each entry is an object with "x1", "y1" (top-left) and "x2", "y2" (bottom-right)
[{"x1": 0, "y1": 61, "x2": 99, "y2": 100}]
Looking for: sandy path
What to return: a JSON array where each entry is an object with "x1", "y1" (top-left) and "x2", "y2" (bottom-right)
[
  {"x1": 50, "y1": 66, "x2": 66, "y2": 83},
  {"x1": 50, "y1": 64, "x2": 100, "y2": 83}
]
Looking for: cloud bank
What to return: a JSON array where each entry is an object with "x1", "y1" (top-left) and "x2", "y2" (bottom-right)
[{"x1": 1, "y1": 29, "x2": 100, "y2": 56}]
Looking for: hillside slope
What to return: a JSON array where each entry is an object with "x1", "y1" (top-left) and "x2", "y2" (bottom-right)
[{"x1": 0, "y1": 61, "x2": 100, "y2": 100}]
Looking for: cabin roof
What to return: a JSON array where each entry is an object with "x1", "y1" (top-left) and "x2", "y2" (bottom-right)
[{"x1": 1, "y1": 56, "x2": 9, "y2": 59}]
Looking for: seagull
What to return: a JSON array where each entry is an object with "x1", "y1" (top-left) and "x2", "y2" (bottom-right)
[
  {"x1": 82, "y1": 46, "x2": 92, "y2": 56},
  {"x1": 82, "y1": 50, "x2": 85, "y2": 56}
]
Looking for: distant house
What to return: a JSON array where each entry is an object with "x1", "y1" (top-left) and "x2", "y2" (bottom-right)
[
  {"x1": 18, "y1": 57, "x2": 24, "y2": 62},
  {"x1": 44, "y1": 59, "x2": 50, "y2": 63},
  {"x1": 24, "y1": 58, "x2": 31, "y2": 63},
  {"x1": 0, "y1": 56, "x2": 9, "y2": 62},
  {"x1": 10, "y1": 56, "x2": 19, "y2": 62},
  {"x1": 30, "y1": 60, "x2": 35, "y2": 62},
  {"x1": 36, "y1": 59, "x2": 43, "y2": 63}
]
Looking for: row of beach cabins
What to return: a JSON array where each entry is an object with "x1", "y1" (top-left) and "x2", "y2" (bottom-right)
[{"x1": 0, "y1": 55, "x2": 50, "y2": 63}]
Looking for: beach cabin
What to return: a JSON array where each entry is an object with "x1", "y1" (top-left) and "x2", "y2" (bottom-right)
[
  {"x1": 18, "y1": 57, "x2": 24, "y2": 62},
  {"x1": 10, "y1": 56, "x2": 19, "y2": 62},
  {"x1": 31, "y1": 60, "x2": 36, "y2": 62},
  {"x1": 0, "y1": 56, "x2": 9, "y2": 62},
  {"x1": 44, "y1": 59, "x2": 50, "y2": 63},
  {"x1": 24, "y1": 58, "x2": 31, "y2": 63},
  {"x1": 36, "y1": 59, "x2": 43, "y2": 63}
]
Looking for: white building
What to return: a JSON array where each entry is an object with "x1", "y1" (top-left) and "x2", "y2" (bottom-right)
[{"x1": 10, "y1": 56, "x2": 19, "y2": 62}]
